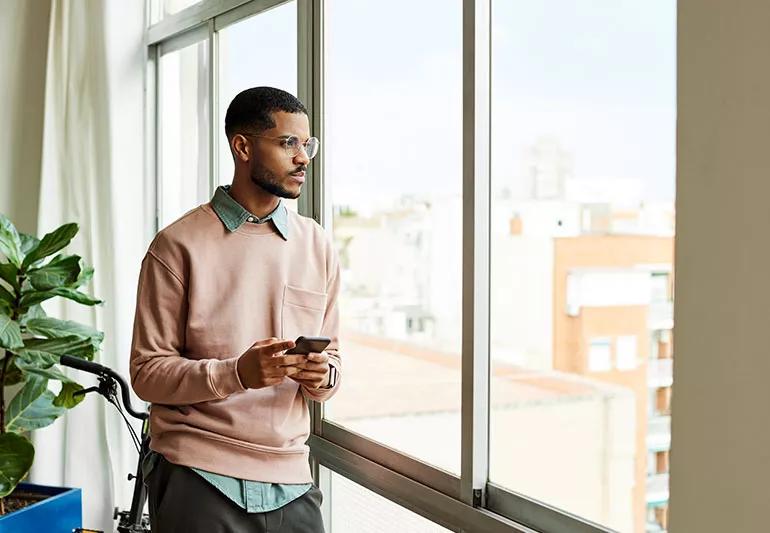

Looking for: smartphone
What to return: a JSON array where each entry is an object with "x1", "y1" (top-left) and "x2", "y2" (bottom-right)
[{"x1": 284, "y1": 335, "x2": 331, "y2": 355}]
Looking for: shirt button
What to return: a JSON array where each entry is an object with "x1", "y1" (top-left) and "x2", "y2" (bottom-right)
[{"x1": 247, "y1": 216, "x2": 254, "y2": 222}]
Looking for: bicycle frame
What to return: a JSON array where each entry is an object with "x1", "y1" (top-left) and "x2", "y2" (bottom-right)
[{"x1": 60, "y1": 355, "x2": 151, "y2": 533}]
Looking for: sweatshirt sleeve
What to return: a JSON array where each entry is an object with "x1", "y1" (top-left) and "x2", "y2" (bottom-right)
[
  {"x1": 129, "y1": 250, "x2": 246, "y2": 405},
  {"x1": 302, "y1": 238, "x2": 343, "y2": 403}
]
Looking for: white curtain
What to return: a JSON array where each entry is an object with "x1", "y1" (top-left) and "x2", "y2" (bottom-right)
[{"x1": 29, "y1": 1, "x2": 147, "y2": 531}]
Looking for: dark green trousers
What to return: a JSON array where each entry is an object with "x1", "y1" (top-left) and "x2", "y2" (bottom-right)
[{"x1": 146, "y1": 454, "x2": 325, "y2": 533}]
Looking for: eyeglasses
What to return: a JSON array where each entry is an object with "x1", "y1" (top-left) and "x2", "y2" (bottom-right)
[{"x1": 241, "y1": 133, "x2": 320, "y2": 160}]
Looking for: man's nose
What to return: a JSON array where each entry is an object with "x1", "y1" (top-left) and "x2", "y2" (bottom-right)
[{"x1": 294, "y1": 148, "x2": 310, "y2": 166}]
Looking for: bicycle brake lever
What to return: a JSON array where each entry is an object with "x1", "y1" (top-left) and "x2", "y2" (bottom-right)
[{"x1": 73, "y1": 385, "x2": 101, "y2": 398}]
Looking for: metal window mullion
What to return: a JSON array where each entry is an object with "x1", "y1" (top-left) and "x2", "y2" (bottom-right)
[
  {"x1": 297, "y1": 0, "x2": 324, "y2": 226},
  {"x1": 310, "y1": 0, "x2": 325, "y2": 228},
  {"x1": 487, "y1": 484, "x2": 618, "y2": 533},
  {"x1": 322, "y1": 420, "x2": 461, "y2": 500},
  {"x1": 154, "y1": 43, "x2": 164, "y2": 234},
  {"x1": 297, "y1": 0, "x2": 326, "y2": 490},
  {"x1": 146, "y1": 43, "x2": 160, "y2": 238},
  {"x1": 311, "y1": 435, "x2": 535, "y2": 533},
  {"x1": 296, "y1": 0, "x2": 323, "y2": 431},
  {"x1": 208, "y1": 19, "x2": 219, "y2": 195},
  {"x1": 297, "y1": 0, "x2": 313, "y2": 221},
  {"x1": 148, "y1": 0, "x2": 253, "y2": 45},
  {"x1": 157, "y1": 23, "x2": 210, "y2": 56},
  {"x1": 460, "y1": 0, "x2": 491, "y2": 511}
]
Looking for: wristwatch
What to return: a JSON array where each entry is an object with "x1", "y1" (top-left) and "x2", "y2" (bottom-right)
[{"x1": 323, "y1": 364, "x2": 338, "y2": 389}]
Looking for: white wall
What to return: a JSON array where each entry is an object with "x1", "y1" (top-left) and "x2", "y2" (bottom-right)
[
  {"x1": 0, "y1": 0, "x2": 50, "y2": 233},
  {"x1": 670, "y1": 1, "x2": 770, "y2": 531}
]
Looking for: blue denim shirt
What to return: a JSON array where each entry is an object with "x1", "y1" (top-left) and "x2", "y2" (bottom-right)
[
  {"x1": 142, "y1": 450, "x2": 312, "y2": 513},
  {"x1": 212, "y1": 184, "x2": 289, "y2": 239}
]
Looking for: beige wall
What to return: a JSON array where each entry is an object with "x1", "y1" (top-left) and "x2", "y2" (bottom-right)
[
  {"x1": 0, "y1": 0, "x2": 50, "y2": 234},
  {"x1": 671, "y1": 1, "x2": 770, "y2": 532}
]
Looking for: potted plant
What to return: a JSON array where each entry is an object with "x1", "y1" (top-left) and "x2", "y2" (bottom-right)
[{"x1": 0, "y1": 212, "x2": 103, "y2": 531}]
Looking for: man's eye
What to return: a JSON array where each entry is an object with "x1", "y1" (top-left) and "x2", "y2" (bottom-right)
[{"x1": 284, "y1": 137, "x2": 300, "y2": 148}]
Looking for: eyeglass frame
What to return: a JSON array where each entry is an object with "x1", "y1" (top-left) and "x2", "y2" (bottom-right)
[{"x1": 239, "y1": 132, "x2": 320, "y2": 159}]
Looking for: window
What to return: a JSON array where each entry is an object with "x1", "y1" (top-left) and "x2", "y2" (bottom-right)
[
  {"x1": 322, "y1": 0, "x2": 463, "y2": 475},
  {"x1": 148, "y1": 1, "x2": 676, "y2": 531},
  {"x1": 163, "y1": 0, "x2": 203, "y2": 18},
  {"x1": 158, "y1": 37, "x2": 210, "y2": 229},
  {"x1": 617, "y1": 335, "x2": 639, "y2": 370},
  {"x1": 323, "y1": 467, "x2": 452, "y2": 533},
  {"x1": 588, "y1": 338, "x2": 613, "y2": 372},
  {"x1": 489, "y1": 1, "x2": 676, "y2": 532},
  {"x1": 217, "y1": 1, "x2": 299, "y2": 217}
]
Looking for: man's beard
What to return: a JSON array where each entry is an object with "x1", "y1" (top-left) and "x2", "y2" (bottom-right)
[{"x1": 250, "y1": 161, "x2": 301, "y2": 199}]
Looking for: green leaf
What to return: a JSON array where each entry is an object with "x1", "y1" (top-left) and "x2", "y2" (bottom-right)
[
  {"x1": 19, "y1": 286, "x2": 102, "y2": 308},
  {"x1": 56, "y1": 287, "x2": 101, "y2": 306},
  {"x1": 0, "y1": 432, "x2": 34, "y2": 498},
  {"x1": 19, "y1": 304, "x2": 46, "y2": 326},
  {"x1": 0, "y1": 262, "x2": 19, "y2": 291},
  {"x1": 25, "y1": 317, "x2": 103, "y2": 349},
  {"x1": 17, "y1": 336, "x2": 95, "y2": 366},
  {"x1": 27, "y1": 255, "x2": 81, "y2": 291},
  {"x1": 53, "y1": 381, "x2": 84, "y2": 409},
  {"x1": 14, "y1": 358, "x2": 74, "y2": 383},
  {"x1": 6, "y1": 375, "x2": 67, "y2": 432},
  {"x1": 72, "y1": 264, "x2": 94, "y2": 288},
  {"x1": 0, "y1": 213, "x2": 23, "y2": 269},
  {"x1": 19, "y1": 233, "x2": 41, "y2": 257},
  {"x1": 22, "y1": 223, "x2": 78, "y2": 270},
  {"x1": 0, "y1": 314, "x2": 23, "y2": 350},
  {"x1": 2, "y1": 357, "x2": 24, "y2": 385},
  {"x1": 0, "y1": 284, "x2": 14, "y2": 306}
]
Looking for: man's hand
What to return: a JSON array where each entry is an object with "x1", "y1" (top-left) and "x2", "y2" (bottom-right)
[
  {"x1": 290, "y1": 351, "x2": 330, "y2": 390},
  {"x1": 236, "y1": 337, "x2": 306, "y2": 389}
]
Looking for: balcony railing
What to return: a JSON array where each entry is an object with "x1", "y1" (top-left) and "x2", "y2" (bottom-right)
[
  {"x1": 649, "y1": 300, "x2": 674, "y2": 330},
  {"x1": 648, "y1": 358, "x2": 673, "y2": 388},
  {"x1": 646, "y1": 473, "x2": 670, "y2": 505},
  {"x1": 647, "y1": 415, "x2": 672, "y2": 452}
]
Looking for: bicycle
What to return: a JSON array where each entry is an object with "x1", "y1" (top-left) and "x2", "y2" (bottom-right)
[{"x1": 60, "y1": 354, "x2": 151, "y2": 533}]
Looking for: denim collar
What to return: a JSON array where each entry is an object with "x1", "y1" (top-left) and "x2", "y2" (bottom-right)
[{"x1": 211, "y1": 185, "x2": 289, "y2": 240}]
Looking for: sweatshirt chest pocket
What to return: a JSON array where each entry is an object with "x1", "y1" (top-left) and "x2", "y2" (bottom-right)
[{"x1": 281, "y1": 284, "x2": 327, "y2": 341}]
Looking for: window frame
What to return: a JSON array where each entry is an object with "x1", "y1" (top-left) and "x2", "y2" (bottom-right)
[{"x1": 145, "y1": 1, "x2": 620, "y2": 531}]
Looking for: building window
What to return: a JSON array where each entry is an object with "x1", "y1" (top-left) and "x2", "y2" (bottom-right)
[{"x1": 588, "y1": 337, "x2": 613, "y2": 372}]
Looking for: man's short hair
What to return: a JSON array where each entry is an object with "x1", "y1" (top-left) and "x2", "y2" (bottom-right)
[{"x1": 224, "y1": 87, "x2": 308, "y2": 138}]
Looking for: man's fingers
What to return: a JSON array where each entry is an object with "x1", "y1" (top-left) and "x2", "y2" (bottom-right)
[
  {"x1": 292, "y1": 371, "x2": 325, "y2": 382},
  {"x1": 264, "y1": 339, "x2": 295, "y2": 355},
  {"x1": 283, "y1": 366, "x2": 303, "y2": 376},
  {"x1": 252, "y1": 337, "x2": 279, "y2": 347},
  {"x1": 305, "y1": 351, "x2": 329, "y2": 363},
  {"x1": 294, "y1": 361, "x2": 327, "y2": 372},
  {"x1": 265, "y1": 365, "x2": 302, "y2": 378},
  {"x1": 273, "y1": 354, "x2": 307, "y2": 367}
]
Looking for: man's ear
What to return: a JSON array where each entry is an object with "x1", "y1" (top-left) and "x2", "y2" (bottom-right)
[{"x1": 231, "y1": 134, "x2": 250, "y2": 163}]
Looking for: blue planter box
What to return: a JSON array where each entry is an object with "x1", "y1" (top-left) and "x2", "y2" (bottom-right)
[{"x1": 0, "y1": 483, "x2": 82, "y2": 532}]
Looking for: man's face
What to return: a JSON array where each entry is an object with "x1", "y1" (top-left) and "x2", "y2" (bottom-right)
[{"x1": 247, "y1": 111, "x2": 311, "y2": 200}]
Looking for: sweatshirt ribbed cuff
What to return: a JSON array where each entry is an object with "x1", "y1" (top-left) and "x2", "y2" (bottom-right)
[{"x1": 208, "y1": 357, "x2": 247, "y2": 398}]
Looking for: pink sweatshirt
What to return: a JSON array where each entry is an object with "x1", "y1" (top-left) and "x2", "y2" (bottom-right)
[{"x1": 129, "y1": 202, "x2": 341, "y2": 483}]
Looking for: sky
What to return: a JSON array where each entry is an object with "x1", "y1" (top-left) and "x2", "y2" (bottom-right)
[{"x1": 221, "y1": 0, "x2": 677, "y2": 208}]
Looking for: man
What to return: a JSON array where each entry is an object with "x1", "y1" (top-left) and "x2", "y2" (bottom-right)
[{"x1": 130, "y1": 87, "x2": 341, "y2": 532}]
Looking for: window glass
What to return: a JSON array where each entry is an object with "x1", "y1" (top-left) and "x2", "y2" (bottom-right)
[
  {"x1": 158, "y1": 39, "x2": 210, "y2": 228},
  {"x1": 489, "y1": 1, "x2": 676, "y2": 532},
  {"x1": 323, "y1": 0, "x2": 463, "y2": 474},
  {"x1": 217, "y1": 2, "x2": 298, "y2": 213}
]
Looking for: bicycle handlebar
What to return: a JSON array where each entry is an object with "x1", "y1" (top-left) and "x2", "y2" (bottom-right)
[{"x1": 60, "y1": 354, "x2": 148, "y2": 421}]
